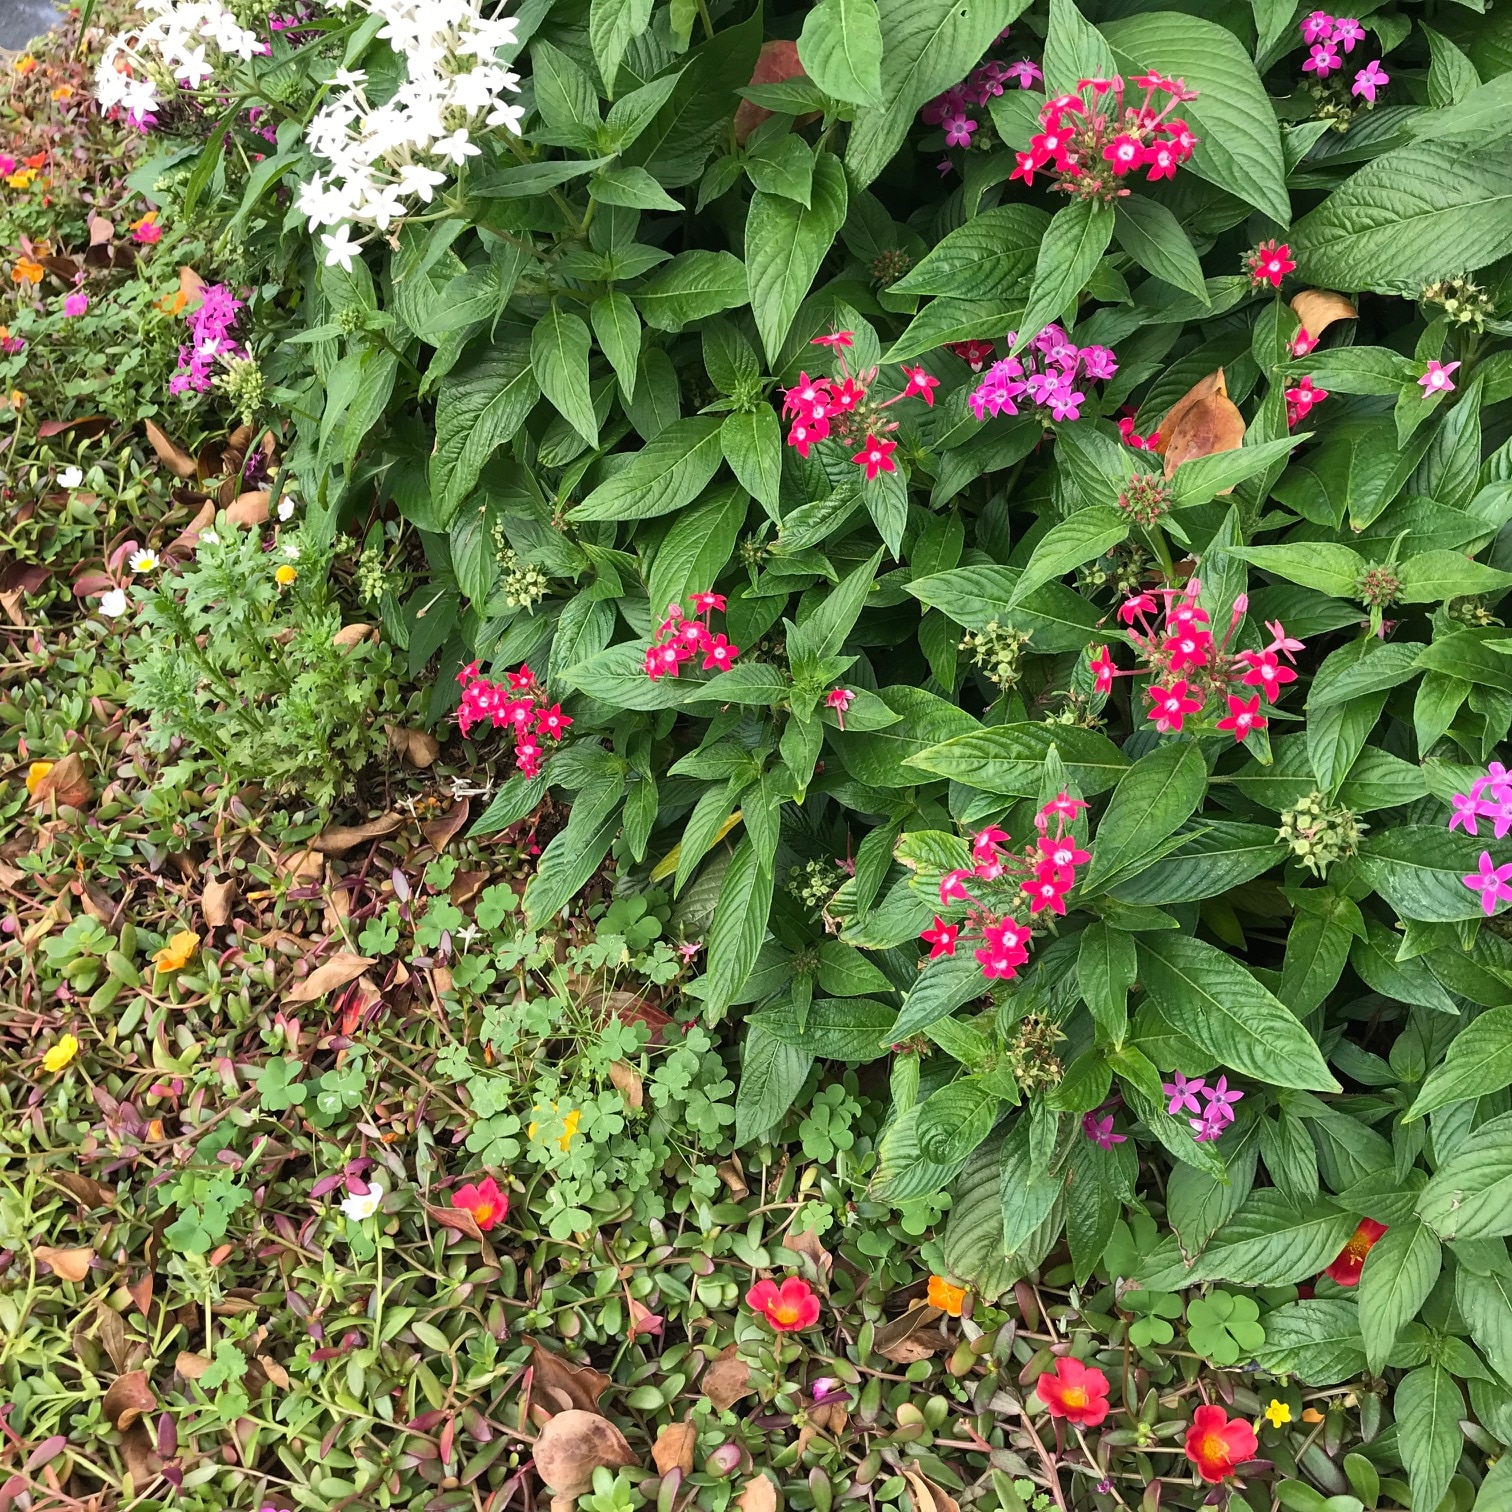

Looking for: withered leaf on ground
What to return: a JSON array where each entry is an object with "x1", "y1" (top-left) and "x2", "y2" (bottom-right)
[
  {"x1": 652, "y1": 1418, "x2": 697, "y2": 1476},
  {"x1": 332, "y1": 622, "x2": 376, "y2": 648},
  {"x1": 29, "y1": 754, "x2": 92, "y2": 811},
  {"x1": 532, "y1": 1408, "x2": 637, "y2": 1500},
  {"x1": 144, "y1": 419, "x2": 197, "y2": 479},
  {"x1": 701, "y1": 1344, "x2": 753, "y2": 1409},
  {"x1": 526, "y1": 1337, "x2": 609, "y2": 1413},
  {"x1": 202, "y1": 877, "x2": 237, "y2": 927},
  {"x1": 314, "y1": 813, "x2": 404, "y2": 854},
  {"x1": 608, "y1": 1060, "x2": 644, "y2": 1110},
  {"x1": 872, "y1": 1302, "x2": 944, "y2": 1363},
  {"x1": 422, "y1": 799, "x2": 471, "y2": 852},
  {"x1": 779, "y1": 1226, "x2": 832, "y2": 1276},
  {"x1": 54, "y1": 1172, "x2": 115, "y2": 1209},
  {"x1": 903, "y1": 1467, "x2": 961, "y2": 1512},
  {"x1": 34, "y1": 1245, "x2": 94, "y2": 1282},
  {"x1": 735, "y1": 1474, "x2": 779, "y2": 1512},
  {"x1": 225, "y1": 490, "x2": 270, "y2": 526},
  {"x1": 286, "y1": 953, "x2": 376, "y2": 1003},
  {"x1": 389, "y1": 725, "x2": 441, "y2": 768},
  {"x1": 423, "y1": 1198, "x2": 485, "y2": 1242},
  {"x1": 1157, "y1": 369, "x2": 1245, "y2": 478},
  {"x1": 101, "y1": 1369, "x2": 157, "y2": 1431}
]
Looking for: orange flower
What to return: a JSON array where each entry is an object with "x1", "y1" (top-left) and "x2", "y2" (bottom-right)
[
  {"x1": 14, "y1": 55, "x2": 37, "y2": 74},
  {"x1": 7, "y1": 391, "x2": 25, "y2": 410},
  {"x1": 927, "y1": 1275, "x2": 967, "y2": 1316},
  {"x1": 152, "y1": 930, "x2": 200, "y2": 974},
  {"x1": 51, "y1": 85, "x2": 73, "y2": 100},
  {"x1": 10, "y1": 257, "x2": 43, "y2": 285},
  {"x1": 1184, "y1": 1405, "x2": 1259, "y2": 1483},
  {"x1": 24, "y1": 153, "x2": 46, "y2": 170}
]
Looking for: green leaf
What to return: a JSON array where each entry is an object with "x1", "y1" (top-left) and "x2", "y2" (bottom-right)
[
  {"x1": 1078, "y1": 923, "x2": 1136, "y2": 1044},
  {"x1": 891, "y1": 204, "x2": 1050, "y2": 300},
  {"x1": 570, "y1": 417, "x2": 724, "y2": 521},
  {"x1": 744, "y1": 133, "x2": 815, "y2": 206},
  {"x1": 734, "y1": 1023, "x2": 812, "y2": 1144},
  {"x1": 645, "y1": 485, "x2": 747, "y2": 621},
  {"x1": 845, "y1": 0, "x2": 1028, "y2": 188},
  {"x1": 703, "y1": 835, "x2": 776, "y2": 1022},
  {"x1": 1016, "y1": 199, "x2": 1116, "y2": 350},
  {"x1": 1290, "y1": 139, "x2": 1512, "y2": 295},
  {"x1": 1112, "y1": 196, "x2": 1209, "y2": 305},
  {"x1": 1085, "y1": 742, "x2": 1208, "y2": 895},
  {"x1": 1255, "y1": 1299, "x2": 1368, "y2": 1385},
  {"x1": 1111, "y1": 823, "x2": 1286, "y2": 906},
  {"x1": 470, "y1": 157, "x2": 616, "y2": 198},
  {"x1": 532, "y1": 305, "x2": 598, "y2": 448},
  {"x1": 1171, "y1": 435, "x2": 1307, "y2": 508},
  {"x1": 721, "y1": 410, "x2": 783, "y2": 518},
  {"x1": 1356, "y1": 826, "x2": 1500, "y2": 924},
  {"x1": 634, "y1": 250, "x2": 750, "y2": 333},
  {"x1": 590, "y1": 0, "x2": 653, "y2": 95},
  {"x1": 1397, "y1": 549, "x2": 1512, "y2": 603},
  {"x1": 1458, "y1": 1268, "x2": 1512, "y2": 1389},
  {"x1": 1102, "y1": 12, "x2": 1290, "y2": 225},
  {"x1": 907, "y1": 723, "x2": 1129, "y2": 797},
  {"x1": 1043, "y1": 0, "x2": 1115, "y2": 92},
  {"x1": 1359, "y1": 1223, "x2": 1442, "y2": 1374},
  {"x1": 1396, "y1": 1366, "x2": 1464, "y2": 1512},
  {"x1": 1418, "y1": 1111, "x2": 1512, "y2": 1240},
  {"x1": 797, "y1": 0, "x2": 884, "y2": 105},
  {"x1": 590, "y1": 292, "x2": 641, "y2": 402},
  {"x1": 1009, "y1": 504, "x2": 1129, "y2": 604},
  {"x1": 746, "y1": 151, "x2": 849, "y2": 362},
  {"x1": 918, "y1": 1079, "x2": 1000, "y2": 1164},
  {"x1": 837, "y1": 686, "x2": 980, "y2": 788},
  {"x1": 1232, "y1": 542, "x2": 1366, "y2": 600},
  {"x1": 589, "y1": 165, "x2": 683, "y2": 211},
  {"x1": 1184, "y1": 1192, "x2": 1361, "y2": 1287},
  {"x1": 1136, "y1": 933, "x2": 1340, "y2": 1091},
  {"x1": 521, "y1": 781, "x2": 624, "y2": 927},
  {"x1": 752, "y1": 996, "x2": 898, "y2": 1060},
  {"x1": 429, "y1": 334, "x2": 540, "y2": 521},
  {"x1": 1288, "y1": 345, "x2": 1418, "y2": 396},
  {"x1": 1407, "y1": 1007, "x2": 1512, "y2": 1121}
]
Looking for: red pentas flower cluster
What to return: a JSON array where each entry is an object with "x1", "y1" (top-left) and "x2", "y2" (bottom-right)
[
  {"x1": 644, "y1": 591, "x2": 740, "y2": 680},
  {"x1": 1011, "y1": 73, "x2": 1199, "y2": 202},
  {"x1": 1244, "y1": 239, "x2": 1296, "y2": 291},
  {"x1": 782, "y1": 330, "x2": 937, "y2": 478},
  {"x1": 1088, "y1": 583, "x2": 1305, "y2": 742},
  {"x1": 455, "y1": 662, "x2": 570, "y2": 778},
  {"x1": 919, "y1": 794, "x2": 1091, "y2": 983}
]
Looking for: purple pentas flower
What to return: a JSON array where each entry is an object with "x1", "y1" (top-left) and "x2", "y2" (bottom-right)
[
  {"x1": 1190, "y1": 1105, "x2": 1231, "y2": 1142},
  {"x1": 1464, "y1": 853, "x2": 1512, "y2": 916},
  {"x1": 943, "y1": 112, "x2": 977, "y2": 148},
  {"x1": 1204, "y1": 1075, "x2": 1244, "y2": 1120},
  {"x1": 1162, "y1": 1071, "x2": 1206, "y2": 1117},
  {"x1": 1303, "y1": 41, "x2": 1341, "y2": 74},
  {"x1": 1352, "y1": 59, "x2": 1388, "y2": 102},
  {"x1": 1005, "y1": 59, "x2": 1042, "y2": 88},
  {"x1": 1082, "y1": 1111, "x2": 1127, "y2": 1149},
  {"x1": 968, "y1": 325, "x2": 1118, "y2": 427},
  {"x1": 171, "y1": 282, "x2": 250, "y2": 395}
]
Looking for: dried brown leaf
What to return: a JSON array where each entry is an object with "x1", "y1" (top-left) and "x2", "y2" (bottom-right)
[
  {"x1": 734, "y1": 41, "x2": 810, "y2": 144},
  {"x1": 526, "y1": 1337, "x2": 609, "y2": 1412},
  {"x1": 422, "y1": 799, "x2": 471, "y2": 852},
  {"x1": 286, "y1": 952, "x2": 376, "y2": 1003},
  {"x1": 608, "y1": 1060, "x2": 644, "y2": 1111},
  {"x1": 873, "y1": 1303, "x2": 943, "y2": 1364},
  {"x1": 1154, "y1": 368, "x2": 1228, "y2": 458},
  {"x1": 29, "y1": 754, "x2": 92, "y2": 811},
  {"x1": 332, "y1": 622, "x2": 376, "y2": 648},
  {"x1": 701, "y1": 1344, "x2": 753, "y2": 1409},
  {"x1": 423, "y1": 1199, "x2": 484, "y2": 1241},
  {"x1": 225, "y1": 490, "x2": 270, "y2": 526},
  {"x1": 652, "y1": 1419, "x2": 697, "y2": 1476},
  {"x1": 1160, "y1": 391, "x2": 1246, "y2": 479},
  {"x1": 780, "y1": 1227, "x2": 832, "y2": 1276},
  {"x1": 532, "y1": 1409, "x2": 637, "y2": 1497},
  {"x1": 54, "y1": 1173, "x2": 114, "y2": 1209},
  {"x1": 314, "y1": 813, "x2": 404, "y2": 854},
  {"x1": 1290, "y1": 288, "x2": 1357, "y2": 343},
  {"x1": 736, "y1": 1475, "x2": 779, "y2": 1512},
  {"x1": 903, "y1": 1468, "x2": 960, "y2": 1512},
  {"x1": 176, "y1": 1350, "x2": 210, "y2": 1379},
  {"x1": 34, "y1": 1245, "x2": 93, "y2": 1282},
  {"x1": 257, "y1": 1354, "x2": 291, "y2": 1390},
  {"x1": 202, "y1": 877, "x2": 237, "y2": 928},
  {"x1": 178, "y1": 265, "x2": 207, "y2": 309},
  {"x1": 87, "y1": 214, "x2": 114, "y2": 247},
  {"x1": 717, "y1": 1158, "x2": 749, "y2": 1200},
  {"x1": 101, "y1": 1369, "x2": 156, "y2": 1431},
  {"x1": 389, "y1": 725, "x2": 441, "y2": 768},
  {"x1": 448, "y1": 868, "x2": 490, "y2": 908},
  {"x1": 144, "y1": 419, "x2": 197, "y2": 479}
]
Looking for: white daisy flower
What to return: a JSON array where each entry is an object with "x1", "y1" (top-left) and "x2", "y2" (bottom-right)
[
  {"x1": 340, "y1": 1182, "x2": 384, "y2": 1220},
  {"x1": 129, "y1": 549, "x2": 161, "y2": 574}
]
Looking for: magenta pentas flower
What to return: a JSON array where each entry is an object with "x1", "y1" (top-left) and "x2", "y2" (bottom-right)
[
  {"x1": 1419, "y1": 359, "x2": 1459, "y2": 394},
  {"x1": 915, "y1": 796, "x2": 1091, "y2": 985},
  {"x1": 967, "y1": 325, "x2": 1116, "y2": 426},
  {"x1": 643, "y1": 592, "x2": 738, "y2": 682},
  {"x1": 1449, "y1": 765, "x2": 1512, "y2": 840},
  {"x1": 1082, "y1": 1110, "x2": 1126, "y2": 1149},
  {"x1": 1352, "y1": 59, "x2": 1388, "y2": 101},
  {"x1": 171, "y1": 282, "x2": 250, "y2": 395},
  {"x1": 1464, "y1": 853, "x2": 1512, "y2": 916},
  {"x1": 455, "y1": 662, "x2": 568, "y2": 778}
]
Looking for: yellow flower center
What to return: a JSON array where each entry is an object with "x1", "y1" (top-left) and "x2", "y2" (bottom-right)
[{"x1": 1061, "y1": 1386, "x2": 1088, "y2": 1409}]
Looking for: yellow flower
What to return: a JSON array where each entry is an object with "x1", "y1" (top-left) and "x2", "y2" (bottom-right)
[
  {"x1": 152, "y1": 930, "x2": 200, "y2": 974},
  {"x1": 14, "y1": 55, "x2": 37, "y2": 74},
  {"x1": 274, "y1": 564, "x2": 298, "y2": 586},
  {"x1": 6, "y1": 170, "x2": 36, "y2": 190},
  {"x1": 527, "y1": 1103, "x2": 581, "y2": 1152},
  {"x1": 10, "y1": 257, "x2": 43, "y2": 285},
  {"x1": 43, "y1": 1033, "x2": 79, "y2": 1073},
  {"x1": 7, "y1": 391, "x2": 25, "y2": 411},
  {"x1": 1262, "y1": 1400, "x2": 1292, "y2": 1429},
  {"x1": 25, "y1": 761, "x2": 54, "y2": 795},
  {"x1": 51, "y1": 85, "x2": 73, "y2": 100},
  {"x1": 927, "y1": 1275, "x2": 967, "y2": 1316}
]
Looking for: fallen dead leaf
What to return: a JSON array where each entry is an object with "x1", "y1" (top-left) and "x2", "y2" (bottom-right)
[
  {"x1": 736, "y1": 1474, "x2": 779, "y2": 1512},
  {"x1": 1155, "y1": 368, "x2": 1227, "y2": 455},
  {"x1": 257, "y1": 1354, "x2": 291, "y2": 1390},
  {"x1": 423, "y1": 799, "x2": 472, "y2": 853},
  {"x1": 608, "y1": 1060, "x2": 644, "y2": 1111},
  {"x1": 101, "y1": 1369, "x2": 156, "y2": 1431},
  {"x1": 423, "y1": 1198, "x2": 485, "y2": 1242},
  {"x1": 202, "y1": 877, "x2": 237, "y2": 927},
  {"x1": 1157, "y1": 368, "x2": 1245, "y2": 477},
  {"x1": 717, "y1": 1157, "x2": 748, "y2": 1200},
  {"x1": 144, "y1": 419, "x2": 197, "y2": 479},
  {"x1": 178, "y1": 265, "x2": 207, "y2": 310},
  {"x1": 389, "y1": 725, "x2": 441, "y2": 768},
  {"x1": 332, "y1": 622, "x2": 376, "y2": 648},
  {"x1": 532, "y1": 1408, "x2": 637, "y2": 1505},
  {"x1": 286, "y1": 952, "x2": 376, "y2": 1004},
  {"x1": 526, "y1": 1337, "x2": 610, "y2": 1413},
  {"x1": 225, "y1": 489, "x2": 270, "y2": 526},
  {"x1": 734, "y1": 41, "x2": 813, "y2": 144},
  {"x1": 652, "y1": 1419, "x2": 697, "y2": 1476},
  {"x1": 34, "y1": 1245, "x2": 93, "y2": 1282},
  {"x1": 175, "y1": 1350, "x2": 210, "y2": 1379},
  {"x1": 169, "y1": 500, "x2": 218, "y2": 556},
  {"x1": 903, "y1": 1468, "x2": 960, "y2": 1512},
  {"x1": 448, "y1": 869, "x2": 490, "y2": 909},
  {"x1": 119, "y1": 1421, "x2": 161, "y2": 1486},
  {"x1": 780, "y1": 1227, "x2": 832, "y2": 1276},
  {"x1": 1291, "y1": 288, "x2": 1357, "y2": 345},
  {"x1": 28, "y1": 753, "x2": 92, "y2": 811},
  {"x1": 873, "y1": 1302, "x2": 944, "y2": 1364},
  {"x1": 87, "y1": 214, "x2": 113, "y2": 247},
  {"x1": 54, "y1": 1173, "x2": 114, "y2": 1209},
  {"x1": 314, "y1": 813, "x2": 404, "y2": 854},
  {"x1": 701, "y1": 1344, "x2": 753, "y2": 1409}
]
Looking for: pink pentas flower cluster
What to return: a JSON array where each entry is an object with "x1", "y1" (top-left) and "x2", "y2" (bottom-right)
[
  {"x1": 1011, "y1": 74, "x2": 1199, "y2": 204},
  {"x1": 781, "y1": 331, "x2": 936, "y2": 477},
  {"x1": 644, "y1": 592, "x2": 739, "y2": 680},
  {"x1": 455, "y1": 662, "x2": 569, "y2": 778},
  {"x1": 1161, "y1": 1071, "x2": 1244, "y2": 1142},
  {"x1": 1450, "y1": 764, "x2": 1512, "y2": 916},
  {"x1": 1285, "y1": 375, "x2": 1328, "y2": 429},
  {"x1": 1089, "y1": 583, "x2": 1305, "y2": 742},
  {"x1": 1298, "y1": 12, "x2": 1389, "y2": 102},
  {"x1": 921, "y1": 57, "x2": 1044, "y2": 155},
  {"x1": 967, "y1": 324, "x2": 1117, "y2": 426},
  {"x1": 918, "y1": 794, "x2": 1091, "y2": 985},
  {"x1": 170, "y1": 283, "x2": 249, "y2": 395}
]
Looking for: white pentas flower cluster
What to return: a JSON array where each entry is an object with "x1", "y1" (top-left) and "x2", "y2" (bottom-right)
[
  {"x1": 95, "y1": 0, "x2": 263, "y2": 124},
  {"x1": 297, "y1": 0, "x2": 524, "y2": 265}
]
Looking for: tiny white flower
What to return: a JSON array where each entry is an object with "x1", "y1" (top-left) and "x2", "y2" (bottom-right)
[
  {"x1": 98, "y1": 588, "x2": 128, "y2": 618},
  {"x1": 277, "y1": 497, "x2": 296, "y2": 522},
  {"x1": 129, "y1": 549, "x2": 161, "y2": 574},
  {"x1": 434, "y1": 129, "x2": 481, "y2": 165},
  {"x1": 282, "y1": 540, "x2": 300, "y2": 560},
  {"x1": 59, "y1": 466, "x2": 83, "y2": 489},
  {"x1": 331, "y1": 66, "x2": 367, "y2": 88},
  {"x1": 199, "y1": 529, "x2": 220, "y2": 546},
  {"x1": 321, "y1": 225, "x2": 362, "y2": 271},
  {"x1": 340, "y1": 1182, "x2": 384, "y2": 1221}
]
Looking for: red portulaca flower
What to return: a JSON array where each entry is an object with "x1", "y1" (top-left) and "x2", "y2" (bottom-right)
[
  {"x1": 451, "y1": 1175, "x2": 508, "y2": 1231},
  {"x1": 746, "y1": 1276, "x2": 820, "y2": 1331},
  {"x1": 1037, "y1": 1357, "x2": 1111, "y2": 1426},
  {"x1": 1325, "y1": 1218, "x2": 1387, "y2": 1285},
  {"x1": 1185, "y1": 1405, "x2": 1259, "y2": 1482}
]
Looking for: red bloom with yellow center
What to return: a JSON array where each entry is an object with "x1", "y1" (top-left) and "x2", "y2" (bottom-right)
[
  {"x1": 746, "y1": 1276, "x2": 820, "y2": 1332},
  {"x1": 1184, "y1": 1404, "x2": 1259, "y2": 1482},
  {"x1": 1325, "y1": 1218, "x2": 1387, "y2": 1286},
  {"x1": 1036, "y1": 1356, "x2": 1111, "y2": 1426},
  {"x1": 451, "y1": 1175, "x2": 508, "y2": 1232}
]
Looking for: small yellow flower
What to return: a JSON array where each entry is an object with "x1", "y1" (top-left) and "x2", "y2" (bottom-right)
[
  {"x1": 43, "y1": 1033, "x2": 79, "y2": 1073},
  {"x1": 274, "y1": 564, "x2": 298, "y2": 586},
  {"x1": 152, "y1": 930, "x2": 200, "y2": 974},
  {"x1": 25, "y1": 761, "x2": 54, "y2": 795},
  {"x1": 10, "y1": 257, "x2": 43, "y2": 285},
  {"x1": 50, "y1": 84, "x2": 73, "y2": 100},
  {"x1": 527, "y1": 1103, "x2": 581, "y2": 1152},
  {"x1": 1262, "y1": 1400, "x2": 1292, "y2": 1428},
  {"x1": 6, "y1": 170, "x2": 36, "y2": 190},
  {"x1": 928, "y1": 1275, "x2": 967, "y2": 1316},
  {"x1": 8, "y1": 390, "x2": 25, "y2": 410},
  {"x1": 14, "y1": 55, "x2": 37, "y2": 74}
]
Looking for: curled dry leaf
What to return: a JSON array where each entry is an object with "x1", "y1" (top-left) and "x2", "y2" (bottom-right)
[
  {"x1": 780, "y1": 1226, "x2": 832, "y2": 1276},
  {"x1": 717, "y1": 1158, "x2": 749, "y2": 1200},
  {"x1": 652, "y1": 1419, "x2": 698, "y2": 1476},
  {"x1": 332, "y1": 622, "x2": 376, "y2": 648},
  {"x1": 1157, "y1": 369, "x2": 1245, "y2": 478},
  {"x1": 734, "y1": 40, "x2": 813, "y2": 144},
  {"x1": 736, "y1": 1474, "x2": 779, "y2": 1512},
  {"x1": 608, "y1": 1060, "x2": 644, "y2": 1111},
  {"x1": 34, "y1": 1245, "x2": 94, "y2": 1282},
  {"x1": 257, "y1": 1354, "x2": 291, "y2": 1390},
  {"x1": 87, "y1": 214, "x2": 113, "y2": 247},
  {"x1": 54, "y1": 1172, "x2": 115, "y2": 1209},
  {"x1": 29, "y1": 754, "x2": 92, "y2": 811},
  {"x1": 314, "y1": 813, "x2": 404, "y2": 854},
  {"x1": 872, "y1": 1302, "x2": 944, "y2": 1364},
  {"x1": 1291, "y1": 288, "x2": 1357, "y2": 343},
  {"x1": 170, "y1": 500, "x2": 218, "y2": 556},
  {"x1": 176, "y1": 1350, "x2": 210, "y2": 1379},
  {"x1": 225, "y1": 490, "x2": 270, "y2": 526},
  {"x1": 143, "y1": 419, "x2": 198, "y2": 479},
  {"x1": 903, "y1": 1469, "x2": 960, "y2": 1512},
  {"x1": 701, "y1": 1344, "x2": 753, "y2": 1409},
  {"x1": 527, "y1": 1337, "x2": 610, "y2": 1413},
  {"x1": 101, "y1": 1369, "x2": 157, "y2": 1431},
  {"x1": 202, "y1": 876, "x2": 237, "y2": 927},
  {"x1": 531, "y1": 1408, "x2": 638, "y2": 1498},
  {"x1": 1153, "y1": 368, "x2": 1226, "y2": 457},
  {"x1": 423, "y1": 1198, "x2": 485, "y2": 1242},
  {"x1": 286, "y1": 952, "x2": 377, "y2": 1004},
  {"x1": 389, "y1": 725, "x2": 441, "y2": 768},
  {"x1": 422, "y1": 799, "x2": 472, "y2": 852}
]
